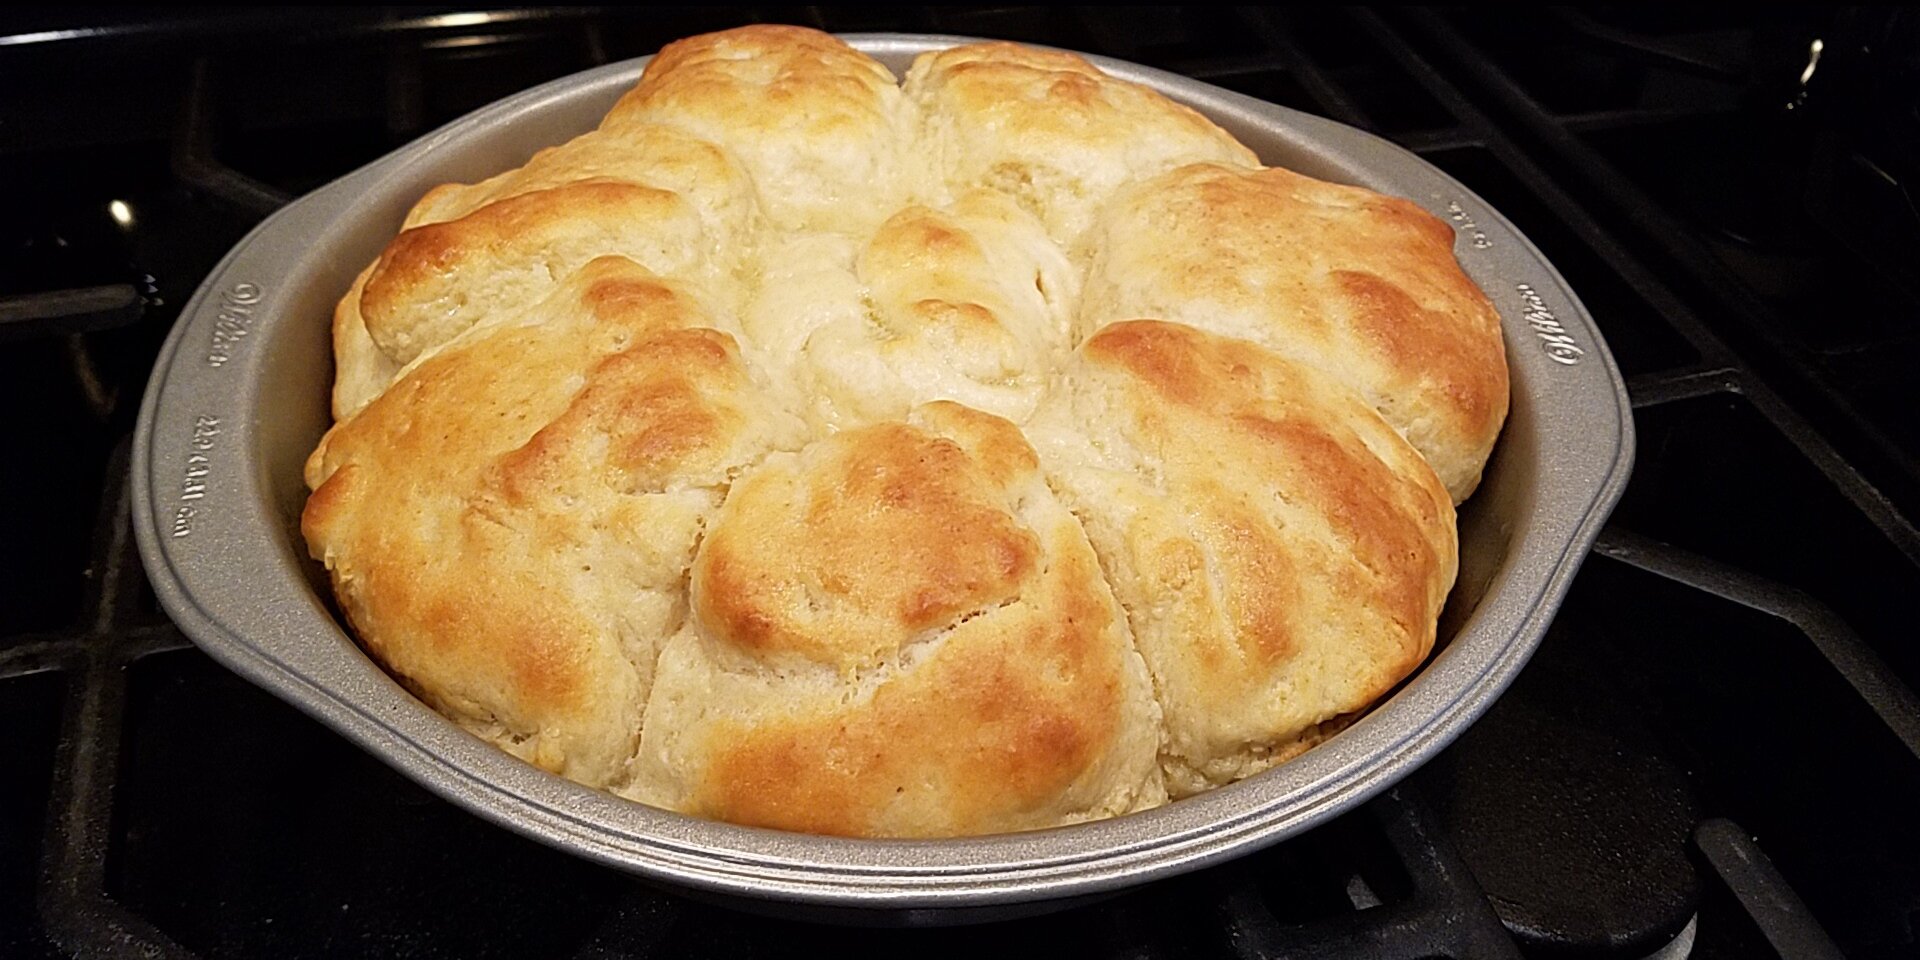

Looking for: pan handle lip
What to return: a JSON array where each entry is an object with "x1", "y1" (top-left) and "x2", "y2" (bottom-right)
[{"x1": 132, "y1": 32, "x2": 1636, "y2": 909}]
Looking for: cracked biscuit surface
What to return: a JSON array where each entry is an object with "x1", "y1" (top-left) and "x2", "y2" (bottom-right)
[
  {"x1": 305, "y1": 25, "x2": 1505, "y2": 838},
  {"x1": 630, "y1": 403, "x2": 1163, "y2": 836},
  {"x1": 1025, "y1": 321, "x2": 1457, "y2": 798},
  {"x1": 1080, "y1": 164, "x2": 1509, "y2": 501}
]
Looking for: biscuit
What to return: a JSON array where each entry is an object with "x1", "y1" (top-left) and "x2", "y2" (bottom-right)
[
  {"x1": 1080, "y1": 163, "x2": 1509, "y2": 500},
  {"x1": 305, "y1": 257, "x2": 807, "y2": 787},
  {"x1": 905, "y1": 41, "x2": 1259, "y2": 245},
  {"x1": 629, "y1": 403, "x2": 1164, "y2": 836},
  {"x1": 1026, "y1": 321, "x2": 1457, "y2": 796}
]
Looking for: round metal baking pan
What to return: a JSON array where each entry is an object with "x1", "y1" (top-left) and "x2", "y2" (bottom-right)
[{"x1": 132, "y1": 33, "x2": 1634, "y2": 923}]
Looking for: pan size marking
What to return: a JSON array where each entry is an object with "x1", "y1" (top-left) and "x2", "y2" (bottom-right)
[
  {"x1": 1446, "y1": 201, "x2": 1493, "y2": 250},
  {"x1": 171, "y1": 414, "x2": 222, "y2": 539},
  {"x1": 1516, "y1": 283, "x2": 1584, "y2": 366},
  {"x1": 205, "y1": 281, "x2": 263, "y2": 368}
]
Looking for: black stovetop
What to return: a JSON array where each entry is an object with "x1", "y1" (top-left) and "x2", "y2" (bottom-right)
[{"x1": 3, "y1": 7, "x2": 1917, "y2": 959}]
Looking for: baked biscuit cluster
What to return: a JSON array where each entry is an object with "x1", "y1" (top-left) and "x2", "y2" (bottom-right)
[{"x1": 302, "y1": 26, "x2": 1507, "y2": 838}]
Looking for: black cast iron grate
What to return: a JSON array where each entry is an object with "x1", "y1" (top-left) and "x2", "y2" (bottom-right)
[{"x1": 2, "y1": 6, "x2": 1917, "y2": 959}]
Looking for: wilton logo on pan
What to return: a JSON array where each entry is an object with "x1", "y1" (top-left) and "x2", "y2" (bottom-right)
[
  {"x1": 206, "y1": 282, "x2": 263, "y2": 367},
  {"x1": 1516, "y1": 283, "x2": 1584, "y2": 366},
  {"x1": 171, "y1": 414, "x2": 221, "y2": 539},
  {"x1": 1446, "y1": 201, "x2": 1493, "y2": 250}
]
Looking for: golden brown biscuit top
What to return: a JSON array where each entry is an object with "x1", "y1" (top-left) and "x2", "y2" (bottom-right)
[
  {"x1": 606, "y1": 25, "x2": 908, "y2": 233},
  {"x1": 1070, "y1": 320, "x2": 1456, "y2": 649},
  {"x1": 693, "y1": 414, "x2": 1041, "y2": 673},
  {"x1": 307, "y1": 25, "x2": 1507, "y2": 838},
  {"x1": 402, "y1": 123, "x2": 754, "y2": 235},
  {"x1": 904, "y1": 41, "x2": 1260, "y2": 243},
  {"x1": 1080, "y1": 163, "x2": 1509, "y2": 500},
  {"x1": 1031, "y1": 321, "x2": 1457, "y2": 795},
  {"x1": 1078, "y1": 320, "x2": 1454, "y2": 623},
  {"x1": 627, "y1": 24, "x2": 900, "y2": 115},
  {"x1": 305, "y1": 257, "x2": 807, "y2": 785},
  {"x1": 638, "y1": 403, "x2": 1161, "y2": 837},
  {"x1": 361, "y1": 181, "x2": 708, "y2": 366}
]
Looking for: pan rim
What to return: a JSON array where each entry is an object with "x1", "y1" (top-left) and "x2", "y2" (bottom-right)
[{"x1": 131, "y1": 31, "x2": 1635, "y2": 910}]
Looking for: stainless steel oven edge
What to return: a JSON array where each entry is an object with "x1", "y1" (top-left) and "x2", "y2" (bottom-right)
[{"x1": 131, "y1": 34, "x2": 1634, "y2": 923}]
